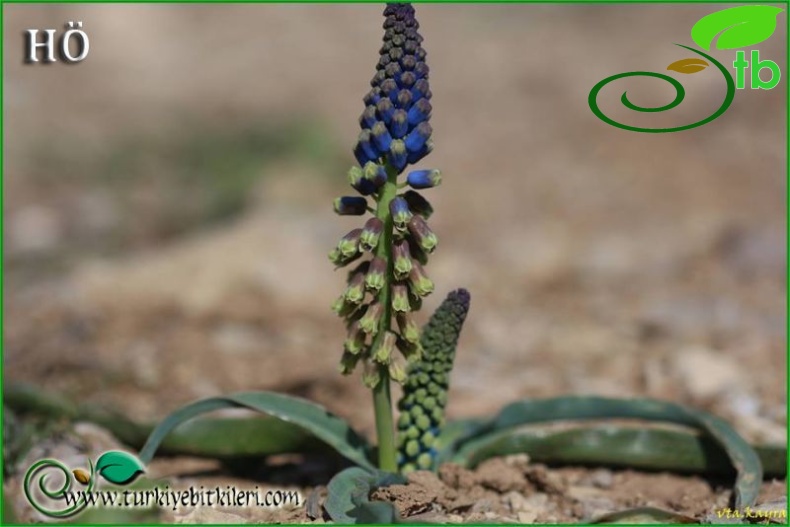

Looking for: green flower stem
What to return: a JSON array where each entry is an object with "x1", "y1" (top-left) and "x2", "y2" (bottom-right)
[{"x1": 370, "y1": 164, "x2": 399, "y2": 472}]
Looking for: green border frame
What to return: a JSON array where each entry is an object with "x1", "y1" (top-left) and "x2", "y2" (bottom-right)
[{"x1": 0, "y1": 1, "x2": 787, "y2": 524}]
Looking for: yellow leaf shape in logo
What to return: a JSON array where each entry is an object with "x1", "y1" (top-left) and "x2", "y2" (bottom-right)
[
  {"x1": 667, "y1": 58, "x2": 709, "y2": 74},
  {"x1": 72, "y1": 468, "x2": 91, "y2": 485}
]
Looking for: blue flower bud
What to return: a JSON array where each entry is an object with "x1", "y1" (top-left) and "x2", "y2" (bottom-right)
[
  {"x1": 399, "y1": 71, "x2": 416, "y2": 89},
  {"x1": 389, "y1": 196, "x2": 413, "y2": 231},
  {"x1": 388, "y1": 139, "x2": 408, "y2": 172},
  {"x1": 401, "y1": 55, "x2": 416, "y2": 71},
  {"x1": 412, "y1": 78, "x2": 430, "y2": 102},
  {"x1": 406, "y1": 138, "x2": 433, "y2": 165},
  {"x1": 406, "y1": 169, "x2": 441, "y2": 190},
  {"x1": 404, "y1": 122, "x2": 431, "y2": 153},
  {"x1": 390, "y1": 110, "x2": 409, "y2": 139},
  {"x1": 389, "y1": 47, "x2": 404, "y2": 62},
  {"x1": 414, "y1": 62, "x2": 429, "y2": 80},
  {"x1": 376, "y1": 98, "x2": 395, "y2": 125},
  {"x1": 363, "y1": 88, "x2": 381, "y2": 106},
  {"x1": 380, "y1": 78, "x2": 398, "y2": 101},
  {"x1": 370, "y1": 69, "x2": 386, "y2": 87},
  {"x1": 360, "y1": 105, "x2": 378, "y2": 129},
  {"x1": 396, "y1": 89, "x2": 413, "y2": 110},
  {"x1": 407, "y1": 99, "x2": 431, "y2": 126},
  {"x1": 333, "y1": 196, "x2": 368, "y2": 216},
  {"x1": 384, "y1": 62, "x2": 402, "y2": 79},
  {"x1": 347, "y1": 166, "x2": 377, "y2": 196},
  {"x1": 371, "y1": 121, "x2": 392, "y2": 152},
  {"x1": 363, "y1": 162, "x2": 387, "y2": 188},
  {"x1": 357, "y1": 130, "x2": 379, "y2": 161}
]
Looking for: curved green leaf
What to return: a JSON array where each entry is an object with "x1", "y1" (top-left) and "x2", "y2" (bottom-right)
[
  {"x1": 138, "y1": 392, "x2": 374, "y2": 470},
  {"x1": 325, "y1": 467, "x2": 404, "y2": 524},
  {"x1": 455, "y1": 396, "x2": 762, "y2": 509},
  {"x1": 95, "y1": 451, "x2": 145, "y2": 485},
  {"x1": 453, "y1": 425, "x2": 785, "y2": 478},
  {"x1": 691, "y1": 6, "x2": 784, "y2": 50}
]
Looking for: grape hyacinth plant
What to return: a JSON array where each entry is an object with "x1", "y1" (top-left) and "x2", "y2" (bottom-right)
[
  {"x1": 329, "y1": 2, "x2": 439, "y2": 473},
  {"x1": 125, "y1": 4, "x2": 782, "y2": 523}
]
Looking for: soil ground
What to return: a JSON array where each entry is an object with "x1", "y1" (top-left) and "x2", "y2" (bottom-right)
[{"x1": 3, "y1": 4, "x2": 786, "y2": 523}]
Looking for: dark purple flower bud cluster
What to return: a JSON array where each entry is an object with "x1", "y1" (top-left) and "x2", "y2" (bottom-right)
[{"x1": 331, "y1": 4, "x2": 444, "y2": 388}]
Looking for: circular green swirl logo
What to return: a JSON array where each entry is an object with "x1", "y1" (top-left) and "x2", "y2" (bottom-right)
[{"x1": 588, "y1": 5, "x2": 783, "y2": 133}]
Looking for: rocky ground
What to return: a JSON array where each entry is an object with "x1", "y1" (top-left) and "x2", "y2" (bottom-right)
[{"x1": 3, "y1": 3, "x2": 786, "y2": 523}]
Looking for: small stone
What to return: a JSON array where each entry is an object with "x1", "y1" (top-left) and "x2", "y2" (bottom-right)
[
  {"x1": 588, "y1": 469, "x2": 613, "y2": 489},
  {"x1": 503, "y1": 491, "x2": 528, "y2": 512},
  {"x1": 471, "y1": 498, "x2": 495, "y2": 513},
  {"x1": 518, "y1": 511, "x2": 538, "y2": 524}
]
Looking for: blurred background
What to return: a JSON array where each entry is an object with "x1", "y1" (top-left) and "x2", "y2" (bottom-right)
[{"x1": 3, "y1": 2, "x2": 786, "y2": 457}]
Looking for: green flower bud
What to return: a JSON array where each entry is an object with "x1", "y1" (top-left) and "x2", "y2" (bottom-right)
[
  {"x1": 420, "y1": 430, "x2": 436, "y2": 449},
  {"x1": 344, "y1": 321, "x2": 366, "y2": 355},
  {"x1": 406, "y1": 425, "x2": 420, "y2": 439},
  {"x1": 408, "y1": 261, "x2": 434, "y2": 297},
  {"x1": 362, "y1": 361, "x2": 381, "y2": 388},
  {"x1": 392, "y1": 283, "x2": 410, "y2": 313},
  {"x1": 392, "y1": 239, "x2": 413, "y2": 280},
  {"x1": 365, "y1": 257, "x2": 386, "y2": 292},
  {"x1": 359, "y1": 301, "x2": 384, "y2": 335},
  {"x1": 422, "y1": 396, "x2": 437, "y2": 410},
  {"x1": 360, "y1": 217, "x2": 384, "y2": 252},
  {"x1": 398, "y1": 411, "x2": 412, "y2": 428},
  {"x1": 397, "y1": 314, "x2": 420, "y2": 344},
  {"x1": 416, "y1": 453, "x2": 433, "y2": 470},
  {"x1": 332, "y1": 295, "x2": 359, "y2": 318},
  {"x1": 405, "y1": 440, "x2": 420, "y2": 457},
  {"x1": 407, "y1": 215, "x2": 437, "y2": 254},
  {"x1": 401, "y1": 463, "x2": 417, "y2": 474},
  {"x1": 374, "y1": 331, "x2": 396, "y2": 364},
  {"x1": 389, "y1": 354, "x2": 408, "y2": 383},
  {"x1": 338, "y1": 352, "x2": 361, "y2": 375},
  {"x1": 415, "y1": 414, "x2": 431, "y2": 431},
  {"x1": 344, "y1": 271, "x2": 366, "y2": 304}
]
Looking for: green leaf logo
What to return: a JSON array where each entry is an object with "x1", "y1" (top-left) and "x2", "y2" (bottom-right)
[
  {"x1": 94, "y1": 451, "x2": 145, "y2": 485},
  {"x1": 691, "y1": 5, "x2": 784, "y2": 50}
]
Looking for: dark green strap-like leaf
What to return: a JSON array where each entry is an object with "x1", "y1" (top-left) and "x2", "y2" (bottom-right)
[
  {"x1": 138, "y1": 392, "x2": 374, "y2": 470},
  {"x1": 324, "y1": 467, "x2": 404, "y2": 524},
  {"x1": 453, "y1": 425, "x2": 785, "y2": 478},
  {"x1": 457, "y1": 396, "x2": 762, "y2": 509}
]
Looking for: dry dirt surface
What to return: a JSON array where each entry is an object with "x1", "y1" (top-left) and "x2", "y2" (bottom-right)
[{"x1": 3, "y1": 3, "x2": 787, "y2": 524}]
